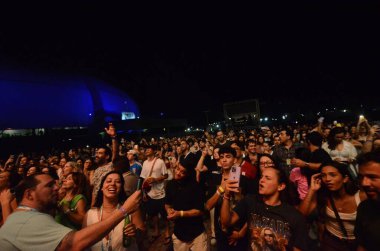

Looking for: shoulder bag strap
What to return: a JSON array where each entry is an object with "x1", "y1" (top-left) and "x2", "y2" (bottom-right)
[
  {"x1": 329, "y1": 195, "x2": 349, "y2": 239},
  {"x1": 148, "y1": 158, "x2": 158, "y2": 177}
]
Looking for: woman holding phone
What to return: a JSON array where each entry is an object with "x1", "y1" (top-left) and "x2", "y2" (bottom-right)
[{"x1": 299, "y1": 161, "x2": 366, "y2": 251}]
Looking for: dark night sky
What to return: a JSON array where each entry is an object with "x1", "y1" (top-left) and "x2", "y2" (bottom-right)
[{"x1": 1, "y1": 3, "x2": 379, "y2": 125}]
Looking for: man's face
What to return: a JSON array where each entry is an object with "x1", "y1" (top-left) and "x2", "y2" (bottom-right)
[
  {"x1": 216, "y1": 131, "x2": 225, "y2": 142},
  {"x1": 273, "y1": 137, "x2": 281, "y2": 146},
  {"x1": 95, "y1": 148, "x2": 108, "y2": 165},
  {"x1": 180, "y1": 141, "x2": 189, "y2": 152},
  {"x1": 144, "y1": 147, "x2": 154, "y2": 157},
  {"x1": 20, "y1": 157, "x2": 28, "y2": 166},
  {"x1": 359, "y1": 161, "x2": 380, "y2": 201},
  {"x1": 247, "y1": 142, "x2": 256, "y2": 154},
  {"x1": 127, "y1": 152, "x2": 134, "y2": 161},
  {"x1": 219, "y1": 153, "x2": 236, "y2": 171},
  {"x1": 174, "y1": 165, "x2": 187, "y2": 180},
  {"x1": 279, "y1": 131, "x2": 289, "y2": 144},
  {"x1": 33, "y1": 174, "x2": 59, "y2": 212}
]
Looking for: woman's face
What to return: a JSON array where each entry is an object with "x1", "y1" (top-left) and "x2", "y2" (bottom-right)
[
  {"x1": 76, "y1": 159, "x2": 83, "y2": 167},
  {"x1": 63, "y1": 163, "x2": 74, "y2": 176},
  {"x1": 84, "y1": 159, "x2": 92, "y2": 168},
  {"x1": 27, "y1": 166, "x2": 37, "y2": 176},
  {"x1": 102, "y1": 173, "x2": 122, "y2": 198},
  {"x1": 63, "y1": 174, "x2": 75, "y2": 190},
  {"x1": 213, "y1": 148, "x2": 220, "y2": 160},
  {"x1": 334, "y1": 132, "x2": 345, "y2": 144},
  {"x1": 259, "y1": 156, "x2": 274, "y2": 171},
  {"x1": 321, "y1": 165, "x2": 347, "y2": 191},
  {"x1": 259, "y1": 168, "x2": 281, "y2": 196}
]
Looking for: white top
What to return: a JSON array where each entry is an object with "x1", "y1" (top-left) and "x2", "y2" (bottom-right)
[
  {"x1": 325, "y1": 191, "x2": 361, "y2": 240},
  {"x1": 86, "y1": 208, "x2": 138, "y2": 251},
  {"x1": 140, "y1": 158, "x2": 167, "y2": 199},
  {"x1": 322, "y1": 140, "x2": 357, "y2": 162}
]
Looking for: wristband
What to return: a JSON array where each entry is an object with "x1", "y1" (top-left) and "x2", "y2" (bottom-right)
[
  {"x1": 111, "y1": 135, "x2": 117, "y2": 139},
  {"x1": 223, "y1": 194, "x2": 231, "y2": 201},
  {"x1": 180, "y1": 210, "x2": 184, "y2": 218},
  {"x1": 218, "y1": 186, "x2": 225, "y2": 194},
  {"x1": 216, "y1": 190, "x2": 222, "y2": 196},
  {"x1": 119, "y1": 206, "x2": 129, "y2": 217}
]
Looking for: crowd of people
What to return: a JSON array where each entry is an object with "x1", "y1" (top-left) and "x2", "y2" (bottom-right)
[{"x1": 0, "y1": 116, "x2": 380, "y2": 251}]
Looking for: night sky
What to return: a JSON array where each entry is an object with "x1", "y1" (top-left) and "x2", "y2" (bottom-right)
[{"x1": 1, "y1": 3, "x2": 379, "y2": 125}]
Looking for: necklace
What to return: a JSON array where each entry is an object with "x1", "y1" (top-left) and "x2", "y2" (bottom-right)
[{"x1": 99, "y1": 204, "x2": 119, "y2": 251}]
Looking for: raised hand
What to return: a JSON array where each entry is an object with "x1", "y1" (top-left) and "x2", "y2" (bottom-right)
[
  {"x1": 310, "y1": 173, "x2": 322, "y2": 192},
  {"x1": 104, "y1": 122, "x2": 116, "y2": 137}
]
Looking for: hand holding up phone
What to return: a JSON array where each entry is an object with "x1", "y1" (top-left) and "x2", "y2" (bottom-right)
[{"x1": 225, "y1": 179, "x2": 240, "y2": 194}]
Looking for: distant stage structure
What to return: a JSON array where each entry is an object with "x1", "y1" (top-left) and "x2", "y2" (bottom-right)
[
  {"x1": 0, "y1": 69, "x2": 140, "y2": 130},
  {"x1": 223, "y1": 99, "x2": 260, "y2": 129}
]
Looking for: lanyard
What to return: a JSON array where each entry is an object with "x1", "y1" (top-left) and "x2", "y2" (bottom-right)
[
  {"x1": 99, "y1": 204, "x2": 119, "y2": 251},
  {"x1": 17, "y1": 205, "x2": 39, "y2": 212}
]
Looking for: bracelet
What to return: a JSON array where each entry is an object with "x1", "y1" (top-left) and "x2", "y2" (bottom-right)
[
  {"x1": 180, "y1": 210, "x2": 184, "y2": 218},
  {"x1": 218, "y1": 186, "x2": 225, "y2": 194},
  {"x1": 64, "y1": 208, "x2": 71, "y2": 214},
  {"x1": 223, "y1": 194, "x2": 231, "y2": 201},
  {"x1": 216, "y1": 190, "x2": 222, "y2": 196},
  {"x1": 119, "y1": 206, "x2": 129, "y2": 217},
  {"x1": 111, "y1": 135, "x2": 117, "y2": 139}
]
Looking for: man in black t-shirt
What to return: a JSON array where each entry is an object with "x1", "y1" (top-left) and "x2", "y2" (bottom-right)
[
  {"x1": 355, "y1": 150, "x2": 380, "y2": 251},
  {"x1": 291, "y1": 131, "x2": 331, "y2": 183},
  {"x1": 165, "y1": 159, "x2": 208, "y2": 250},
  {"x1": 221, "y1": 167, "x2": 309, "y2": 251}
]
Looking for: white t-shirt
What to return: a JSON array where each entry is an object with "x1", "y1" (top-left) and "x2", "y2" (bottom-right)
[
  {"x1": 140, "y1": 158, "x2": 167, "y2": 199},
  {"x1": 322, "y1": 140, "x2": 358, "y2": 162}
]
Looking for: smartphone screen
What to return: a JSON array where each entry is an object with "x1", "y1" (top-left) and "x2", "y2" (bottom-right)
[{"x1": 229, "y1": 166, "x2": 241, "y2": 187}]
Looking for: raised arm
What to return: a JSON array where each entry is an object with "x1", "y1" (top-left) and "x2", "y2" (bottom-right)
[
  {"x1": 220, "y1": 179, "x2": 240, "y2": 227},
  {"x1": 57, "y1": 190, "x2": 141, "y2": 251},
  {"x1": 298, "y1": 174, "x2": 321, "y2": 216},
  {"x1": 104, "y1": 123, "x2": 118, "y2": 162},
  {"x1": 0, "y1": 189, "x2": 17, "y2": 224}
]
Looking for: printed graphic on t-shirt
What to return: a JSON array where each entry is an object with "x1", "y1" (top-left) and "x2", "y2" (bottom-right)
[{"x1": 248, "y1": 213, "x2": 290, "y2": 251}]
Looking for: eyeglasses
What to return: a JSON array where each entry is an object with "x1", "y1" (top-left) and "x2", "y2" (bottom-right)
[{"x1": 260, "y1": 161, "x2": 274, "y2": 167}]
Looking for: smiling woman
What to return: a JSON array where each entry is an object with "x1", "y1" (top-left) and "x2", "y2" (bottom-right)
[{"x1": 83, "y1": 171, "x2": 145, "y2": 251}]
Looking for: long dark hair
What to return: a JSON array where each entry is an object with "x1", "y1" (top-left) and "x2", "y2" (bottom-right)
[
  {"x1": 93, "y1": 171, "x2": 127, "y2": 208},
  {"x1": 327, "y1": 127, "x2": 346, "y2": 150},
  {"x1": 317, "y1": 161, "x2": 358, "y2": 221}
]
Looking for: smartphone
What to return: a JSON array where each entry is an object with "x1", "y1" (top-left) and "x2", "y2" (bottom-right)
[{"x1": 229, "y1": 166, "x2": 241, "y2": 186}]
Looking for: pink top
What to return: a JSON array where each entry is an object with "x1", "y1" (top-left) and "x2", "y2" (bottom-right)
[{"x1": 289, "y1": 167, "x2": 309, "y2": 200}]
